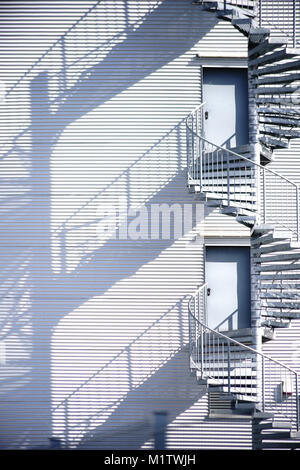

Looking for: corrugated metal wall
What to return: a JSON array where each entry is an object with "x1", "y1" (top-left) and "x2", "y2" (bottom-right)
[
  {"x1": 0, "y1": 0, "x2": 256, "y2": 450},
  {"x1": 261, "y1": 141, "x2": 300, "y2": 370}
]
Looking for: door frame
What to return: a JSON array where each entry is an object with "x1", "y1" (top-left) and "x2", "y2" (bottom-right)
[
  {"x1": 200, "y1": 60, "x2": 248, "y2": 100},
  {"x1": 200, "y1": 65, "x2": 249, "y2": 148},
  {"x1": 203, "y1": 241, "x2": 251, "y2": 332}
]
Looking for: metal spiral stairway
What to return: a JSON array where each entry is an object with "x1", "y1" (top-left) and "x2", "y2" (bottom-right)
[
  {"x1": 198, "y1": 0, "x2": 300, "y2": 161},
  {"x1": 187, "y1": 0, "x2": 300, "y2": 450}
]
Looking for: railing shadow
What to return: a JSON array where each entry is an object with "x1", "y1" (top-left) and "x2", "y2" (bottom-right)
[
  {"x1": 50, "y1": 297, "x2": 207, "y2": 449},
  {"x1": 1, "y1": 0, "x2": 216, "y2": 162},
  {"x1": 0, "y1": 0, "x2": 221, "y2": 449},
  {"x1": 214, "y1": 309, "x2": 238, "y2": 332}
]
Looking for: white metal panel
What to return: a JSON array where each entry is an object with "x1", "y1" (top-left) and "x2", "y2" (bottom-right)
[
  {"x1": 261, "y1": 139, "x2": 300, "y2": 373},
  {"x1": 0, "y1": 0, "x2": 255, "y2": 450},
  {"x1": 195, "y1": 11, "x2": 248, "y2": 57}
]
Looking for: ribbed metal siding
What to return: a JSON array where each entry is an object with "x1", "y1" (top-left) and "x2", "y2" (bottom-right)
[
  {"x1": 262, "y1": 140, "x2": 300, "y2": 372},
  {"x1": 0, "y1": 0, "x2": 253, "y2": 449}
]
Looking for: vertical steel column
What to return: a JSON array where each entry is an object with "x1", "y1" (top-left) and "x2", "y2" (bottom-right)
[{"x1": 248, "y1": 37, "x2": 263, "y2": 407}]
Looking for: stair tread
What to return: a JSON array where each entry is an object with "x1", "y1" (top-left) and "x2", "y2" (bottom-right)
[
  {"x1": 257, "y1": 263, "x2": 300, "y2": 272},
  {"x1": 258, "y1": 106, "x2": 300, "y2": 117},
  {"x1": 249, "y1": 38, "x2": 289, "y2": 59},
  {"x1": 259, "y1": 135, "x2": 289, "y2": 149},
  {"x1": 261, "y1": 319, "x2": 291, "y2": 328},
  {"x1": 214, "y1": 386, "x2": 258, "y2": 396},
  {"x1": 255, "y1": 85, "x2": 299, "y2": 95},
  {"x1": 194, "y1": 190, "x2": 256, "y2": 201},
  {"x1": 260, "y1": 290, "x2": 300, "y2": 299},
  {"x1": 260, "y1": 273, "x2": 300, "y2": 280},
  {"x1": 257, "y1": 421, "x2": 292, "y2": 430},
  {"x1": 250, "y1": 48, "x2": 300, "y2": 68},
  {"x1": 253, "y1": 58, "x2": 300, "y2": 77},
  {"x1": 251, "y1": 224, "x2": 276, "y2": 235},
  {"x1": 252, "y1": 233, "x2": 291, "y2": 247},
  {"x1": 208, "y1": 412, "x2": 253, "y2": 420},
  {"x1": 260, "y1": 441, "x2": 300, "y2": 448},
  {"x1": 201, "y1": 2, "x2": 255, "y2": 18},
  {"x1": 256, "y1": 96, "x2": 300, "y2": 106},
  {"x1": 259, "y1": 282, "x2": 300, "y2": 289},
  {"x1": 252, "y1": 412, "x2": 274, "y2": 419},
  {"x1": 259, "y1": 116, "x2": 300, "y2": 126},
  {"x1": 257, "y1": 72, "x2": 300, "y2": 86},
  {"x1": 248, "y1": 27, "x2": 270, "y2": 44},
  {"x1": 259, "y1": 124, "x2": 300, "y2": 138},
  {"x1": 204, "y1": 363, "x2": 256, "y2": 371},
  {"x1": 255, "y1": 241, "x2": 300, "y2": 254},
  {"x1": 196, "y1": 177, "x2": 256, "y2": 185},
  {"x1": 256, "y1": 252, "x2": 300, "y2": 263},
  {"x1": 262, "y1": 311, "x2": 300, "y2": 319}
]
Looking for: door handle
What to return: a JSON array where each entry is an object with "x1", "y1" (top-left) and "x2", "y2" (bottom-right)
[
  {"x1": 207, "y1": 288, "x2": 211, "y2": 296},
  {"x1": 205, "y1": 111, "x2": 209, "y2": 120}
]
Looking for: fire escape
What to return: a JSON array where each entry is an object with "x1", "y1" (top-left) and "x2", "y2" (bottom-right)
[{"x1": 187, "y1": 0, "x2": 300, "y2": 449}]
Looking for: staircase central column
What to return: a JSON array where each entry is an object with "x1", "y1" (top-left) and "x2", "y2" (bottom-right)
[{"x1": 248, "y1": 40, "x2": 263, "y2": 407}]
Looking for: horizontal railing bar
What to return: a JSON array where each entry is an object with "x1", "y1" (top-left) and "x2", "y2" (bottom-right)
[
  {"x1": 188, "y1": 101, "x2": 206, "y2": 114},
  {"x1": 189, "y1": 297, "x2": 299, "y2": 376},
  {"x1": 186, "y1": 125, "x2": 299, "y2": 188}
]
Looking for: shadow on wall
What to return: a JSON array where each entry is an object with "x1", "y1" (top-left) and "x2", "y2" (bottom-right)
[
  {"x1": 0, "y1": 0, "x2": 218, "y2": 449},
  {"x1": 77, "y1": 347, "x2": 207, "y2": 450}
]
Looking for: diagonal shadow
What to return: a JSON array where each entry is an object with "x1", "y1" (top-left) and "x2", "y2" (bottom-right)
[
  {"x1": 0, "y1": 0, "x2": 221, "y2": 449},
  {"x1": 77, "y1": 346, "x2": 207, "y2": 450},
  {"x1": 2, "y1": 0, "x2": 217, "y2": 161}
]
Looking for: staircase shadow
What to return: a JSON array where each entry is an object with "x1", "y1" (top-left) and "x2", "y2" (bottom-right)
[
  {"x1": 76, "y1": 347, "x2": 206, "y2": 450},
  {"x1": 0, "y1": 0, "x2": 220, "y2": 449}
]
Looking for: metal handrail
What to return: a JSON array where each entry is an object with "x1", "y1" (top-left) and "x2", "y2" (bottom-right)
[
  {"x1": 186, "y1": 106, "x2": 300, "y2": 240},
  {"x1": 199, "y1": 0, "x2": 255, "y2": 10},
  {"x1": 201, "y1": 1, "x2": 299, "y2": 47},
  {"x1": 186, "y1": 123, "x2": 298, "y2": 189},
  {"x1": 188, "y1": 283, "x2": 300, "y2": 429},
  {"x1": 258, "y1": 0, "x2": 299, "y2": 48}
]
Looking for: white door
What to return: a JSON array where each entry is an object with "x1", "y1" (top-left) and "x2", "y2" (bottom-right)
[{"x1": 205, "y1": 246, "x2": 251, "y2": 332}]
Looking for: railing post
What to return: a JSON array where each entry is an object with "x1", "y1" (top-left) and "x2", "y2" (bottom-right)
[
  {"x1": 262, "y1": 169, "x2": 266, "y2": 224},
  {"x1": 296, "y1": 373, "x2": 299, "y2": 432},
  {"x1": 191, "y1": 117, "x2": 195, "y2": 181},
  {"x1": 262, "y1": 355, "x2": 265, "y2": 412},
  {"x1": 189, "y1": 302, "x2": 192, "y2": 359},
  {"x1": 296, "y1": 185, "x2": 299, "y2": 241},
  {"x1": 258, "y1": 0, "x2": 262, "y2": 28},
  {"x1": 199, "y1": 137, "x2": 203, "y2": 193},
  {"x1": 293, "y1": 0, "x2": 296, "y2": 48},
  {"x1": 204, "y1": 283, "x2": 207, "y2": 325},
  {"x1": 226, "y1": 151, "x2": 230, "y2": 207},
  {"x1": 201, "y1": 324, "x2": 204, "y2": 378},
  {"x1": 186, "y1": 120, "x2": 190, "y2": 183},
  {"x1": 227, "y1": 339, "x2": 231, "y2": 394}
]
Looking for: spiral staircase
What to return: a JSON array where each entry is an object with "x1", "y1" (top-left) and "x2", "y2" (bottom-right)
[{"x1": 187, "y1": 0, "x2": 300, "y2": 450}]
